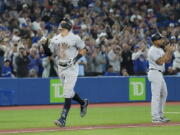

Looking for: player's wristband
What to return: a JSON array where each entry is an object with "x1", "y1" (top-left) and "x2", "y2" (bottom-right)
[{"x1": 73, "y1": 54, "x2": 82, "y2": 64}]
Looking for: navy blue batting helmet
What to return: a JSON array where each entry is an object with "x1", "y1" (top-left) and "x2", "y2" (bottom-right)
[
  {"x1": 58, "y1": 18, "x2": 72, "y2": 31},
  {"x1": 151, "y1": 33, "x2": 164, "y2": 42}
]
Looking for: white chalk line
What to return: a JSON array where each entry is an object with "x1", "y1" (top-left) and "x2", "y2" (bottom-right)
[{"x1": 165, "y1": 112, "x2": 180, "y2": 114}]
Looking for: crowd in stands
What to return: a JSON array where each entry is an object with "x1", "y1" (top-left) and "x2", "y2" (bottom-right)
[{"x1": 0, "y1": 0, "x2": 179, "y2": 78}]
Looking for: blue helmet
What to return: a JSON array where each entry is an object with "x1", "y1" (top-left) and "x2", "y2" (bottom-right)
[
  {"x1": 151, "y1": 33, "x2": 164, "y2": 42},
  {"x1": 58, "y1": 18, "x2": 72, "y2": 31}
]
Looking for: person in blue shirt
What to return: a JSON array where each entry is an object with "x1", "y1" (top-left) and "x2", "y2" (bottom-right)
[
  {"x1": 104, "y1": 65, "x2": 120, "y2": 76},
  {"x1": 1, "y1": 59, "x2": 13, "y2": 77},
  {"x1": 132, "y1": 43, "x2": 148, "y2": 75},
  {"x1": 78, "y1": 56, "x2": 87, "y2": 76},
  {"x1": 28, "y1": 47, "x2": 41, "y2": 76}
]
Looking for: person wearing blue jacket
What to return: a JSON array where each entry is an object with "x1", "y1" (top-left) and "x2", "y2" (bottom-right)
[
  {"x1": 1, "y1": 59, "x2": 13, "y2": 77},
  {"x1": 132, "y1": 43, "x2": 148, "y2": 75}
]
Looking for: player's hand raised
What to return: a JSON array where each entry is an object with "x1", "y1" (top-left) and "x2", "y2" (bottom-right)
[{"x1": 164, "y1": 44, "x2": 176, "y2": 52}]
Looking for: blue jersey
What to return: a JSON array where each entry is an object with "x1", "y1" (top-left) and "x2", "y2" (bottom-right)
[
  {"x1": 1, "y1": 66, "x2": 12, "y2": 77},
  {"x1": 133, "y1": 55, "x2": 148, "y2": 74}
]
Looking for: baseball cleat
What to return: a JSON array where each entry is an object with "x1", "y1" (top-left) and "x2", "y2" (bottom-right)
[
  {"x1": 160, "y1": 116, "x2": 170, "y2": 122},
  {"x1": 80, "y1": 99, "x2": 88, "y2": 117},
  {"x1": 54, "y1": 118, "x2": 66, "y2": 127},
  {"x1": 152, "y1": 117, "x2": 170, "y2": 123},
  {"x1": 152, "y1": 119, "x2": 164, "y2": 123}
]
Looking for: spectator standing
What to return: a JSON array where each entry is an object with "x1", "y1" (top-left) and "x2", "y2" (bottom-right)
[
  {"x1": 9, "y1": 43, "x2": 19, "y2": 76},
  {"x1": 28, "y1": 47, "x2": 41, "y2": 76},
  {"x1": 173, "y1": 44, "x2": 180, "y2": 71},
  {"x1": 92, "y1": 45, "x2": 106, "y2": 75},
  {"x1": 15, "y1": 45, "x2": 29, "y2": 77},
  {"x1": 78, "y1": 56, "x2": 87, "y2": 77},
  {"x1": 132, "y1": 42, "x2": 148, "y2": 75},
  {"x1": 121, "y1": 43, "x2": 134, "y2": 75},
  {"x1": 108, "y1": 45, "x2": 122, "y2": 73},
  {"x1": 0, "y1": 45, "x2": 5, "y2": 77}
]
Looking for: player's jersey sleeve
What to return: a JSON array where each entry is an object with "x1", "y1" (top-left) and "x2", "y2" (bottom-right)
[{"x1": 75, "y1": 35, "x2": 85, "y2": 49}]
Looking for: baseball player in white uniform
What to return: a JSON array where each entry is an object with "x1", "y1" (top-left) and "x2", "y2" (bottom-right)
[
  {"x1": 147, "y1": 33, "x2": 175, "y2": 123},
  {"x1": 42, "y1": 18, "x2": 88, "y2": 127}
]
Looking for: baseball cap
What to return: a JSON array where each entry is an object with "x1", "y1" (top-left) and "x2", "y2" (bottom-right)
[{"x1": 151, "y1": 33, "x2": 164, "y2": 42}]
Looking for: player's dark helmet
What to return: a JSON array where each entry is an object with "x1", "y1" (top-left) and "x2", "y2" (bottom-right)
[
  {"x1": 151, "y1": 33, "x2": 164, "y2": 42},
  {"x1": 58, "y1": 18, "x2": 72, "y2": 31}
]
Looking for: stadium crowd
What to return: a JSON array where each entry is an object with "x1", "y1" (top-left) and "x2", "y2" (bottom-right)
[{"x1": 0, "y1": 0, "x2": 179, "y2": 78}]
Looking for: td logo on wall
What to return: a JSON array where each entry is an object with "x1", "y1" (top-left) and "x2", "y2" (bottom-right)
[
  {"x1": 50, "y1": 79, "x2": 64, "y2": 103},
  {"x1": 129, "y1": 77, "x2": 146, "y2": 101}
]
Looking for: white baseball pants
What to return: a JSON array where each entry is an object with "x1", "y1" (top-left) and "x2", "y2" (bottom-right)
[
  {"x1": 58, "y1": 63, "x2": 79, "y2": 98},
  {"x1": 148, "y1": 70, "x2": 168, "y2": 119}
]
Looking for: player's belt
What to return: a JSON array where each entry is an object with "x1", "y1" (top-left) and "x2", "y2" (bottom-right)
[
  {"x1": 149, "y1": 68, "x2": 163, "y2": 73},
  {"x1": 59, "y1": 62, "x2": 68, "y2": 67}
]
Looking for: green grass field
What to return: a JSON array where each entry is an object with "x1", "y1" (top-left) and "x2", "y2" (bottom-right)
[{"x1": 0, "y1": 104, "x2": 180, "y2": 135}]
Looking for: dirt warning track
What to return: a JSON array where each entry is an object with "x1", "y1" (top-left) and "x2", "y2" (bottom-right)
[{"x1": 0, "y1": 122, "x2": 180, "y2": 134}]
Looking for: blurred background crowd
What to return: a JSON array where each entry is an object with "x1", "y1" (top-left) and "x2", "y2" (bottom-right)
[{"x1": 0, "y1": 0, "x2": 179, "y2": 78}]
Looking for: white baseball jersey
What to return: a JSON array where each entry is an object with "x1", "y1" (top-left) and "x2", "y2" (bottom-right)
[
  {"x1": 49, "y1": 32, "x2": 85, "y2": 63},
  {"x1": 147, "y1": 45, "x2": 167, "y2": 120},
  {"x1": 148, "y1": 46, "x2": 165, "y2": 72},
  {"x1": 49, "y1": 32, "x2": 85, "y2": 98}
]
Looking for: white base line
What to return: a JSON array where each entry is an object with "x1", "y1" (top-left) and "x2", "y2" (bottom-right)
[
  {"x1": 165, "y1": 112, "x2": 180, "y2": 114},
  {"x1": 1, "y1": 123, "x2": 180, "y2": 134}
]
